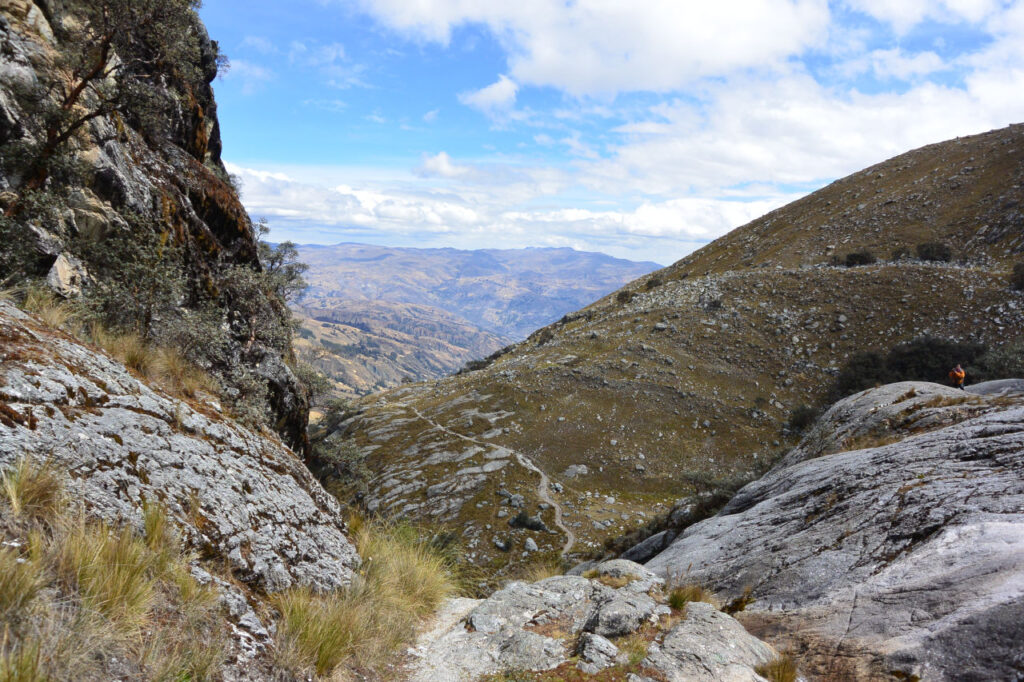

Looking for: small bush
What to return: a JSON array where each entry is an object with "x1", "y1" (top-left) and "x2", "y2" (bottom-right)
[
  {"x1": 843, "y1": 250, "x2": 876, "y2": 267},
  {"x1": 890, "y1": 246, "x2": 912, "y2": 261},
  {"x1": 916, "y1": 241, "x2": 952, "y2": 262},
  {"x1": 615, "y1": 290, "x2": 635, "y2": 304},
  {"x1": 787, "y1": 404, "x2": 819, "y2": 433},
  {"x1": 1010, "y1": 263, "x2": 1024, "y2": 291},
  {"x1": 645, "y1": 276, "x2": 663, "y2": 290}
]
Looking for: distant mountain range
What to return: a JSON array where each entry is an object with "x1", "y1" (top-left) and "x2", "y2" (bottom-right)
[{"x1": 293, "y1": 244, "x2": 660, "y2": 397}]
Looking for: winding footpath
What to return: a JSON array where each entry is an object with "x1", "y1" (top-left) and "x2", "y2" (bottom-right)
[{"x1": 395, "y1": 401, "x2": 576, "y2": 558}]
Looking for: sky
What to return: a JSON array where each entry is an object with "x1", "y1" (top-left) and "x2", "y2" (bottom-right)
[{"x1": 199, "y1": 0, "x2": 1024, "y2": 265}]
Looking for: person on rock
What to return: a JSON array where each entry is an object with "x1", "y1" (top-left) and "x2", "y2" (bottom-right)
[{"x1": 949, "y1": 363, "x2": 966, "y2": 390}]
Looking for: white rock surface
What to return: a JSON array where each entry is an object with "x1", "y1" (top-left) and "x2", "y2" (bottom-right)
[
  {"x1": 647, "y1": 381, "x2": 1024, "y2": 680},
  {"x1": 0, "y1": 302, "x2": 359, "y2": 592}
]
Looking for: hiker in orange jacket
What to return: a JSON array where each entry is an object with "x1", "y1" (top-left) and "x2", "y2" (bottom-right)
[{"x1": 949, "y1": 364, "x2": 966, "y2": 390}]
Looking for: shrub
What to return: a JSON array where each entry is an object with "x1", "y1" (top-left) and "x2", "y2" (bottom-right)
[
  {"x1": 616, "y1": 290, "x2": 635, "y2": 304},
  {"x1": 1010, "y1": 263, "x2": 1024, "y2": 291},
  {"x1": 890, "y1": 246, "x2": 912, "y2": 261},
  {"x1": 830, "y1": 337, "x2": 988, "y2": 400},
  {"x1": 645, "y1": 276, "x2": 664, "y2": 290},
  {"x1": 844, "y1": 250, "x2": 876, "y2": 267},
  {"x1": 787, "y1": 404, "x2": 819, "y2": 433},
  {"x1": 916, "y1": 241, "x2": 952, "y2": 262}
]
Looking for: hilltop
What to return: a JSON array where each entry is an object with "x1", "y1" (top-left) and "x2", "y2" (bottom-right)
[
  {"x1": 294, "y1": 243, "x2": 659, "y2": 398},
  {"x1": 317, "y1": 124, "x2": 1024, "y2": 578}
]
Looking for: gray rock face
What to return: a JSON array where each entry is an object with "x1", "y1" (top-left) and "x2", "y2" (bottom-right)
[
  {"x1": 577, "y1": 633, "x2": 618, "y2": 674},
  {"x1": 0, "y1": 302, "x2": 358, "y2": 592},
  {"x1": 647, "y1": 381, "x2": 1024, "y2": 681},
  {"x1": 407, "y1": 559, "x2": 776, "y2": 681}
]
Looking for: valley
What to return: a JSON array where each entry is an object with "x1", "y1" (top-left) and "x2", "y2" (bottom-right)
[{"x1": 293, "y1": 243, "x2": 659, "y2": 398}]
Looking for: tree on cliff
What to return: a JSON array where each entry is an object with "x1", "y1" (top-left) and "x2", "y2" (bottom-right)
[{"x1": 5, "y1": 0, "x2": 210, "y2": 208}]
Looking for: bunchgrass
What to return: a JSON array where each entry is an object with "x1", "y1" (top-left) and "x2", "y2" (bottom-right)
[
  {"x1": 0, "y1": 458, "x2": 226, "y2": 680},
  {"x1": 272, "y1": 517, "x2": 457, "y2": 677},
  {"x1": 1, "y1": 456, "x2": 64, "y2": 522},
  {"x1": 0, "y1": 550, "x2": 44, "y2": 623},
  {"x1": 56, "y1": 516, "x2": 159, "y2": 633},
  {"x1": 21, "y1": 286, "x2": 73, "y2": 330},
  {"x1": 756, "y1": 652, "x2": 799, "y2": 682},
  {"x1": 667, "y1": 583, "x2": 717, "y2": 611}
]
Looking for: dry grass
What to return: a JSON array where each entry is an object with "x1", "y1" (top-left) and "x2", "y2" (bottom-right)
[
  {"x1": 0, "y1": 550, "x2": 44, "y2": 623},
  {"x1": 1, "y1": 457, "x2": 63, "y2": 522},
  {"x1": 272, "y1": 518, "x2": 457, "y2": 678},
  {"x1": 756, "y1": 652, "x2": 799, "y2": 682},
  {"x1": 21, "y1": 286, "x2": 73, "y2": 329},
  {"x1": 0, "y1": 458, "x2": 226, "y2": 681},
  {"x1": 56, "y1": 516, "x2": 159, "y2": 633},
  {"x1": 667, "y1": 583, "x2": 717, "y2": 611},
  {"x1": 85, "y1": 323, "x2": 218, "y2": 400},
  {"x1": 516, "y1": 556, "x2": 565, "y2": 584}
]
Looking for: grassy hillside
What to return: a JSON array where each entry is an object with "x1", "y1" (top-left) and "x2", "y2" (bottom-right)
[{"x1": 317, "y1": 124, "x2": 1024, "y2": 579}]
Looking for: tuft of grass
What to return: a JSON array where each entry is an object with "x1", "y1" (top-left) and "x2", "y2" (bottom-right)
[
  {"x1": 1, "y1": 457, "x2": 64, "y2": 523},
  {"x1": 617, "y1": 631, "x2": 651, "y2": 665},
  {"x1": 0, "y1": 630, "x2": 46, "y2": 682},
  {"x1": 85, "y1": 323, "x2": 218, "y2": 402},
  {"x1": 667, "y1": 583, "x2": 716, "y2": 611},
  {"x1": 515, "y1": 556, "x2": 565, "y2": 584},
  {"x1": 21, "y1": 286, "x2": 73, "y2": 329},
  {"x1": 273, "y1": 518, "x2": 458, "y2": 677},
  {"x1": 56, "y1": 516, "x2": 158, "y2": 633},
  {"x1": 756, "y1": 652, "x2": 799, "y2": 682},
  {"x1": 0, "y1": 550, "x2": 44, "y2": 623}
]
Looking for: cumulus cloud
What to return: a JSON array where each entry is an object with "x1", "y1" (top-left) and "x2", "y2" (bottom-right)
[
  {"x1": 844, "y1": 0, "x2": 1004, "y2": 33},
  {"x1": 841, "y1": 48, "x2": 948, "y2": 80},
  {"x1": 458, "y1": 75, "x2": 518, "y2": 114},
  {"x1": 357, "y1": 0, "x2": 831, "y2": 95},
  {"x1": 415, "y1": 152, "x2": 470, "y2": 178}
]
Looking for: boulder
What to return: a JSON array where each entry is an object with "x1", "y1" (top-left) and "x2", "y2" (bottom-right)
[{"x1": 646, "y1": 382, "x2": 1024, "y2": 681}]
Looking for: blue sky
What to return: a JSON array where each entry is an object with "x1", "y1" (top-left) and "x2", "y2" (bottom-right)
[{"x1": 200, "y1": 0, "x2": 1024, "y2": 264}]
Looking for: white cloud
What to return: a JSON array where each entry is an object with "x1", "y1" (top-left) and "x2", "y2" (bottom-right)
[
  {"x1": 357, "y1": 0, "x2": 831, "y2": 95},
  {"x1": 415, "y1": 152, "x2": 470, "y2": 178},
  {"x1": 423, "y1": 108, "x2": 440, "y2": 122},
  {"x1": 844, "y1": 0, "x2": 1003, "y2": 32},
  {"x1": 841, "y1": 48, "x2": 947, "y2": 80},
  {"x1": 458, "y1": 75, "x2": 518, "y2": 114}
]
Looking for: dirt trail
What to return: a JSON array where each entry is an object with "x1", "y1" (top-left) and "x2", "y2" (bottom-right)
[{"x1": 396, "y1": 402, "x2": 576, "y2": 558}]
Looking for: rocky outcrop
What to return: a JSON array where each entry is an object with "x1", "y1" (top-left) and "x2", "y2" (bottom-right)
[
  {"x1": 406, "y1": 559, "x2": 777, "y2": 681},
  {"x1": 0, "y1": 1, "x2": 309, "y2": 452},
  {"x1": 0, "y1": 301, "x2": 358, "y2": 592},
  {"x1": 646, "y1": 381, "x2": 1024, "y2": 681}
]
